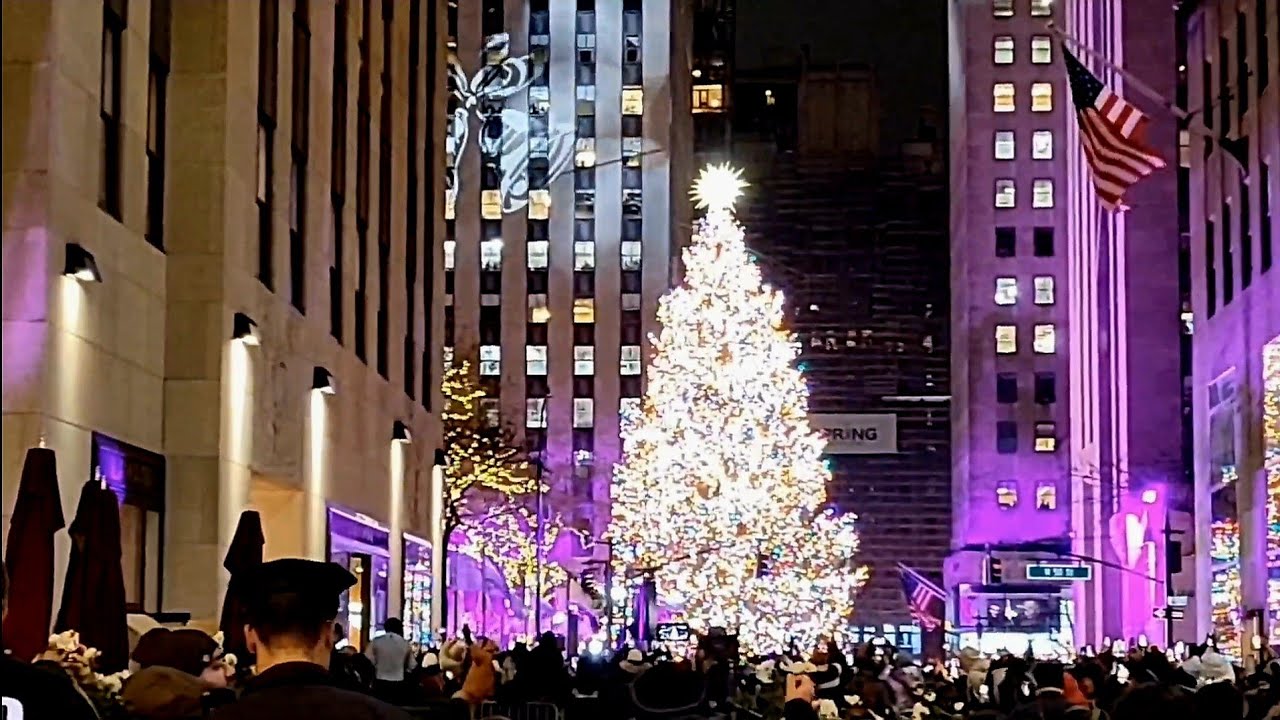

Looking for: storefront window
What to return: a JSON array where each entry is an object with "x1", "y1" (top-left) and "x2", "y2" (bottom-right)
[
  {"x1": 403, "y1": 534, "x2": 434, "y2": 646},
  {"x1": 328, "y1": 508, "x2": 390, "y2": 651},
  {"x1": 92, "y1": 433, "x2": 165, "y2": 613}
]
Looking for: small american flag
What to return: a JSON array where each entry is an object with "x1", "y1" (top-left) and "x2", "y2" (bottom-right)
[
  {"x1": 897, "y1": 563, "x2": 946, "y2": 631},
  {"x1": 1063, "y1": 46, "x2": 1166, "y2": 211}
]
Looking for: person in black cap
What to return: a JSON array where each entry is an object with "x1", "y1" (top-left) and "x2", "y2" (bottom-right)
[{"x1": 209, "y1": 558, "x2": 411, "y2": 720}]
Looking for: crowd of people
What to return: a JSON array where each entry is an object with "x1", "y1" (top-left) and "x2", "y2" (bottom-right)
[{"x1": 2, "y1": 558, "x2": 1279, "y2": 720}]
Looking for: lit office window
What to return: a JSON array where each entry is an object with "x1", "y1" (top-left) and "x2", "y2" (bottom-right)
[
  {"x1": 574, "y1": 241, "x2": 595, "y2": 270},
  {"x1": 479, "y1": 345, "x2": 501, "y2": 375},
  {"x1": 1036, "y1": 482, "x2": 1057, "y2": 509},
  {"x1": 481, "y1": 189, "x2": 502, "y2": 219},
  {"x1": 621, "y1": 241, "x2": 642, "y2": 271},
  {"x1": 622, "y1": 86, "x2": 644, "y2": 115},
  {"x1": 622, "y1": 137, "x2": 643, "y2": 166},
  {"x1": 1033, "y1": 179, "x2": 1054, "y2": 208},
  {"x1": 995, "y1": 179, "x2": 1016, "y2": 208},
  {"x1": 997, "y1": 481, "x2": 1018, "y2": 508},
  {"x1": 1033, "y1": 324, "x2": 1056, "y2": 354},
  {"x1": 575, "y1": 137, "x2": 596, "y2": 167},
  {"x1": 528, "y1": 241, "x2": 549, "y2": 269},
  {"x1": 442, "y1": 346, "x2": 454, "y2": 367},
  {"x1": 621, "y1": 345, "x2": 641, "y2": 375},
  {"x1": 574, "y1": 345, "x2": 594, "y2": 375},
  {"x1": 692, "y1": 84, "x2": 724, "y2": 113},
  {"x1": 444, "y1": 239, "x2": 456, "y2": 270},
  {"x1": 480, "y1": 399, "x2": 500, "y2": 428},
  {"x1": 994, "y1": 130, "x2": 1015, "y2": 159},
  {"x1": 529, "y1": 189, "x2": 551, "y2": 219},
  {"x1": 528, "y1": 293, "x2": 550, "y2": 323},
  {"x1": 444, "y1": 189, "x2": 456, "y2": 220},
  {"x1": 1031, "y1": 35, "x2": 1052, "y2": 64},
  {"x1": 1031, "y1": 82, "x2": 1053, "y2": 111},
  {"x1": 1032, "y1": 130, "x2": 1053, "y2": 159},
  {"x1": 1030, "y1": 0, "x2": 1052, "y2": 16},
  {"x1": 993, "y1": 83, "x2": 1015, "y2": 112},
  {"x1": 573, "y1": 398, "x2": 594, "y2": 428},
  {"x1": 994, "y1": 36, "x2": 1014, "y2": 64},
  {"x1": 526, "y1": 345, "x2": 547, "y2": 375},
  {"x1": 480, "y1": 238, "x2": 503, "y2": 270},
  {"x1": 1034, "y1": 422, "x2": 1057, "y2": 452},
  {"x1": 573, "y1": 298, "x2": 595, "y2": 323},
  {"x1": 996, "y1": 325, "x2": 1017, "y2": 354},
  {"x1": 1034, "y1": 276, "x2": 1055, "y2": 305},
  {"x1": 995, "y1": 277, "x2": 1018, "y2": 305},
  {"x1": 993, "y1": 0, "x2": 1014, "y2": 17},
  {"x1": 526, "y1": 398, "x2": 547, "y2": 428}
]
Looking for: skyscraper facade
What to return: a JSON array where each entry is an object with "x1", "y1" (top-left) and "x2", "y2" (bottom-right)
[
  {"x1": 948, "y1": 0, "x2": 1183, "y2": 650},
  {"x1": 442, "y1": 0, "x2": 693, "y2": 541},
  {"x1": 1182, "y1": 0, "x2": 1278, "y2": 658}
]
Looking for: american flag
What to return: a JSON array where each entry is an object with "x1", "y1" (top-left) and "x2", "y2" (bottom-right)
[
  {"x1": 1063, "y1": 46, "x2": 1166, "y2": 211},
  {"x1": 897, "y1": 563, "x2": 946, "y2": 631}
]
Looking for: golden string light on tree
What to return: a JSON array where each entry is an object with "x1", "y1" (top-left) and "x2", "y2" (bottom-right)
[{"x1": 608, "y1": 163, "x2": 867, "y2": 654}]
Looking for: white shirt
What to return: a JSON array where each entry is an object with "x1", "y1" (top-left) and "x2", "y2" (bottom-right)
[{"x1": 365, "y1": 632, "x2": 414, "y2": 681}]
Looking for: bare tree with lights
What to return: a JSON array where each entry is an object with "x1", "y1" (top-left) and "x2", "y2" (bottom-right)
[{"x1": 607, "y1": 165, "x2": 868, "y2": 654}]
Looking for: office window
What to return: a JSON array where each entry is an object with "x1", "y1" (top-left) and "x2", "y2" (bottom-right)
[
  {"x1": 479, "y1": 345, "x2": 501, "y2": 375},
  {"x1": 1033, "y1": 276, "x2": 1055, "y2": 305},
  {"x1": 1237, "y1": 12, "x2": 1249, "y2": 119},
  {"x1": 621, "y1": 241, "x2": 642, "y2": 271},
  {"x1": 443, "y1": 240, "x2": 456, "y2": 270},
  {"x1": 1223, "y1": 200, "x2": 1235, "y2": 305},
  {"x1": 996, "y1": 424, "x2": 1018, "y2": 455},
  {"x1": 1031, "y1": 35, "x2": 1052, "y2": 64},
  {"x1": 995, "y1": 277, "x2": 1018, "y2": 305},
  {"x1": 622, "y1": 86, "x2": 644, "y2": 115},
  {"x1": 996, "y1": 325, "x2": 1017, "y2": 354},
  {"x1": 1036, "y1": 483, "x2": 1057, "y2": 510},
  {"x1": 480, "y1": 238, "x2": 502, "y2": 271},
  {"x1": 996, "y1": 373, "x2": 1018, "y2": 404},
  {"x1": 574, "y1": 241, "x2": 595, "y2": 270},
  {"x1": 994, "y1": 130, "x2": 1015, "y2": 160},
  {"x1": 692, "y1": 84, "x2": 725, "y2": 112},
  {"x1": 526, "y1": 346, "x2": 547, "y2": 375},
  {"x1": 993, "y1": 0, "x2": 1013, "y2": 17},
  {"x1": 1259, "y1": 0, "x2": 1270, "y2": 93},
  {"x1": 99, "y1": 0, "x2": 126, "y2": 219},
  {"x1": 993, "y1": 83, "x2": 1015, "y2": 112},
  {"x1": 528, "y1": 293, "x2": 550, "y2": 323},
  {"x1": 621, "y1": 345, "x2": 642, "y2": 375},
  {"x1": 994, "y1": 36, "x2": 1014, "y2": 64},
  {"x1": 574, "y1": 346, "x2": 595, "y2": 375},
  {"x1": 1034, "y1": 372, "x2": 1057, "y2": 405},
  {"x1": 1030, "y1": 0, "x2": 1051, "y2": 16},
  {"x1": 1262, "y1": 163, "x2": 1272, "y2": 272},
  {"x1": 145, "y1": 0, "x2": 171, "y2": 248},
  {"x1": 1032, "y1": 130, "x2": 1053, "y2": 159},
  {"x1": 526, "y1": 398, "x2": 547, "y2": 428},
  {"x1": 575, "y1": 137, "x2": 596, "y2": 167},
  {"x1": 481, "y1": 189, "x2": 502, "y2": 219},
  {"x1": 996, "y1": 227, "x2": 1016, "y2": 257},
  {"x1": 622, "y1": 292, "x2": 641, "y2": 310},
  {"x1": 528, "y1": 241, "x2": 549, "y2": 269},
  {"x1": 289, "y1": 0, "x2": 311, "y2": 313},
  {"x1": 256, "y1": 0, "x2": 280, "y2": 289},
  {"x1": 573, "y1": 398, "x2": 594, "y2": 428},
  {"x1": 1033, "y1": 324, "x2": 1056, "y2": 354},
  {"x1": 996, "y1": 481, "x2": 1018, "y2": 508},
  {"x1": 574, "y1": 298, "x2": 595, "y2": 323},
  {"x1": 529, "y1": 189, "x2": 551, "y2": 219},
  {"x1": 1241, "y1": 178, "x2": 1253, "y2": 288},
  {"x1": 328, "y1": 0, "x2": 347, "y2": 343},
  {"x1": 1031, "y1": 82, "x2": 1053, "y2": 111},
  {"x1": 1033, "y1": 179, "x2": 1054, "y2": 208},
  {"x1": 1034, "y1": 422, "x2": 1057, "y2": 452},
  {"x1": 1206, "y1": 220, "x2": 1218, "y2": 317},
  {"x1": 995, "y1": 179, "x2": 1016, "y2": 208},
  {"x1": 1033, "y1": 227, "x2": 1055, "y2": 256}
]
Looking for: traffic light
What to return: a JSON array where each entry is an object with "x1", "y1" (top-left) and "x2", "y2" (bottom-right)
[{"x1": 987, "y1": 556, "x2": 1004, "y2": 585}]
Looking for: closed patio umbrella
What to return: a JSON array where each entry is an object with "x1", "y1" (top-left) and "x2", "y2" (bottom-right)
[
  {"x1": 2, "y1": 447, "x2": 65, "y2": 661},
  {"x1": 55, "y1": 481, "x2": 128, "y2": 672},
  {"x1": 218, "y1": 510, "x2": 264, "y2": 659}
]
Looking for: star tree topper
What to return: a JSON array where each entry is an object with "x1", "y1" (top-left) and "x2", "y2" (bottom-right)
[{"x1": 691, "y1": 163, "x2": 749, "y2": 212}]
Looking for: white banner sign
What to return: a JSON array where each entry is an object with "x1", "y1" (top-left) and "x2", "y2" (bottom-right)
[{"x1": 809, "y1": 413, "x2": 898, "y2": 454}]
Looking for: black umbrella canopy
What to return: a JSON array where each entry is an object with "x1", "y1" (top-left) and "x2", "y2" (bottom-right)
[
  {"x1": 2, "y1": 447, "x2": 65, "y2": 661},
  {"x1": 55, "y1": 481, "x2": 128, "y2": 672},
  {"x1": 218, "y1": 510, "x2": 265, "y2": 657}
]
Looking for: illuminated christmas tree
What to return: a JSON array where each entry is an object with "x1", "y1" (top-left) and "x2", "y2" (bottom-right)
[{"x1": 608, "y1": 165, "x2": 867, "y2": 653}]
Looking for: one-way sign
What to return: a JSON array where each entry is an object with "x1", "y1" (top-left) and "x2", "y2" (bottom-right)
[{"x1": 1153, "y1": 607, "x2": 1185, "y2": 620}]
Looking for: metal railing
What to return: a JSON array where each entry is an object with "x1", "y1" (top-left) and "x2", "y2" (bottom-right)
[{"x1": 478, "y1": 700, "x2": 564, "y2": 720}]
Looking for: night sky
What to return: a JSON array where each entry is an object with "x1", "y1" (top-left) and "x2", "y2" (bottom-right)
[{"x1": 735, "y1": 0, "x2": 948, "y2": 152}]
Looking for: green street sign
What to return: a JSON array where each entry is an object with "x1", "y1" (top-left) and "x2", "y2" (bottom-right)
[{"x1": 1025, "y1": 562, "x2": 1093, "y2": 582}]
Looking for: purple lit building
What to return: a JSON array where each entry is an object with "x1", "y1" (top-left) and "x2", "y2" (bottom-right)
[
  {"x1": 1183, "y1": 0, "x2": 1278, "y2": 659},
  {"x1": 948, "y1": 0, "x2": 1183, "y2": 650}
]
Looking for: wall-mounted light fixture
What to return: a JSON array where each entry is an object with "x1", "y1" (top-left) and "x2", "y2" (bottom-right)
[
  {"x1": 64, "y1": 243, "x2": 102, "y2": 282},
  {"x1": 232, "y1": 312, "x2": 260, "y2": 346},
  {"x1": 312, "y1": 366, "x2": 336, "y2": 395},
  {"x1": 392, "y1": 420, "x2": 412, "y2": 444}
]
